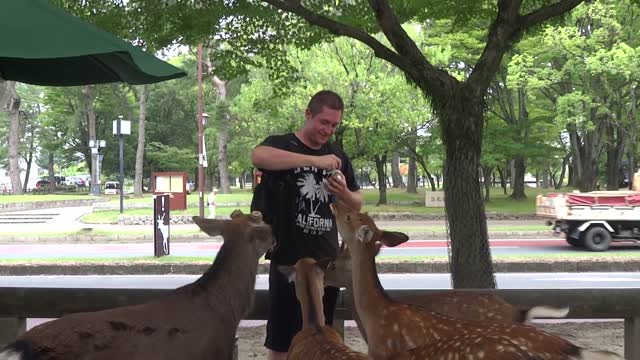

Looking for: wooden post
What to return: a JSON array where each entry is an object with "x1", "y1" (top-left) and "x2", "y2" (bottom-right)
[
  {"x1": 625, "y1": 316, "x2": 640, "y2": 360},
  {"x1": 0, "y1": 318, "x2": 25, "y2": 347}
]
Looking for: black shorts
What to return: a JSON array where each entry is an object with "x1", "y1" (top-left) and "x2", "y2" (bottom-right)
[{"x1": 264, "y1": 260, "x2": 340, "y2": 352}]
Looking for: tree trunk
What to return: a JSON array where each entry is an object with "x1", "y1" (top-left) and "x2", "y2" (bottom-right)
[
  {"x1": 205, "y1": 51, "x2": 232, "y2": 194},
  {"x1": 134, "y1": 84, "x2": 148, "y2": 197},
  {"x1": 441, "y1": 93, "x2": 495, "y2": 289},
  {"x1": 497, "y1": 165, "x2": 507, "y2": 195},
  {"x1": 7, "y1": 81, "x2": 23, "y2": 194},
  {"x1": 0, "y1": 81, "x2": 9, "y2": 112},
  {"x1": 557, "y1": 154, "x2": 569, "y2": 189},
  {"x1": 374, "y1": 154, "x2": 387, "y2": 205},
  {"x1": 628, "y1": 84, "x2": 638, "y2": 189},
  {"x1": 391, "y1": 152, "x2": 405, "y2": 188},
  {"x1": 510, "y1": 156, "x2": 526, "y2": 200},
  {"x1": 22, "y1": 138, "x2": 35, "y2": 193},
  {"x1": 482, "y1": 165, "x2": 493, "y2": 202},
  {"x1": 407, "y1": 130, "x2": 418, "y2": 194},
  {"x1": 48, "y1": 153, "x2": 55, "y2": 193},
  {"x1": 83, "y1": 86, "x2": 98, "y2": 195},
  {"x1": 629, "y1": 151, "x2": 636, "y2": 190},
  {"x1": 217, "y1": 129, "x2": 231, "y2": 193},
  {"x1": 414, "y1": 154, "x2": 436, "y2": 191},
  {"x1": 509, "y1": 159, "x2": 515, "y2": 189},
  {"x1": 605, "y1": 120, "x2": 625, "y2": 191},
  {"x1": 541, "y1": 163, "x2": 550, "y2": 189}
]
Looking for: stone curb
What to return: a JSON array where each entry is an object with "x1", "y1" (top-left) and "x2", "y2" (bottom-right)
[
  {"x1": 1, "y1": 261, "x2": 637, "y2": 276},
  {"x1": 0, "y1": 198, "x2": 108, "y2": 213}
]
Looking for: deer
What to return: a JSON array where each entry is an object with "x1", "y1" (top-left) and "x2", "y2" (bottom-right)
[
  {"x1": 324, "y1": 241, "x2": 569, "y2": 344},
  {"x1": 330, "y1": 200, "x2": 622, "y2": 360},
  {"x1": 278, "y1": 257, "x2": 371, "y2": 360},
  {"x1": 0, "y1": 210, "x2": 273, "y2": 360}
]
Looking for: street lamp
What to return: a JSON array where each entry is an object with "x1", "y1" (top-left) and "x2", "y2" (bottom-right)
[
  {"x1": 89, "y1": 139, "x2": 106, "y2": 196},
  {"x1": 113, "y1": 115, "x2": 130, "y2": 214}
]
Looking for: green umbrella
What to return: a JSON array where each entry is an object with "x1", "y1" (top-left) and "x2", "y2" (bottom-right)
[{"x1": 0, "y1": 0, "x2": 187, "y2": 86}]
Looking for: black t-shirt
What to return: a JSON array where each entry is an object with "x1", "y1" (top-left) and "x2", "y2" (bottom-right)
[{"x1": 256, "y1": 133, "x2": 359, "y2": 265}]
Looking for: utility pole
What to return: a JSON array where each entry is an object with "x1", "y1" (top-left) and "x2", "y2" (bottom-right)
[{"x1": 197, "y1": 43, "x2": 205, "y2": 218}]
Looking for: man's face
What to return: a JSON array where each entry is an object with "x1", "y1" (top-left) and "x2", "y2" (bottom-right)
[{"x1": 305, "y1": 106, "x2": 342, "y2": 147}]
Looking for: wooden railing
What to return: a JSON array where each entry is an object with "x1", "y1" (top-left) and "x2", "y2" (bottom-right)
[{"x1": 1, "y1": 287, "x2": 638, "y2": 359}]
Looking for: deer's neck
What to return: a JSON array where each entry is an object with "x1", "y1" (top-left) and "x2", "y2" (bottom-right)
[
  {"x1": 299, "y1": 275, "x2": 325, "y2": 331},
  {"x1": 193, "y1": 243, "x2": 258, "y2": 325},
  {"x1": 349, "y1": 245, "x2": 390, "y2": 334}
]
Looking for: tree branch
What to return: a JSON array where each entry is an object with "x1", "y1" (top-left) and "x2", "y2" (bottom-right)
[
  {"x1": 368, "y1": 0, "x2": 452, "y2": 91},
  {"x1": 520, "y1": 0, "x2": 584, "y2": 30},
  {"x1": 469, "y1": 0, "x2": 584, "y2": 93},
  {"x1": 468, "y1": 0, "x2": 522, "y2": 92},
  {"x1": 262, "y1": 0, "x2": 411, "y2": 73}
]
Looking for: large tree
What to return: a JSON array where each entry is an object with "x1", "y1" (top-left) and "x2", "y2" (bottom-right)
[{"x1": 223, "y1": 0, "x2": 586, "y2": 288}]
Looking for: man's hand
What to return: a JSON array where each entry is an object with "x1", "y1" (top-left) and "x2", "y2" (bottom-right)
[
  {"x1": 313, "y1": 154, "x2": 342, "y2": 170},
  {"x1": 326, "y1": 169, "x2": 347, "y2": 196}
]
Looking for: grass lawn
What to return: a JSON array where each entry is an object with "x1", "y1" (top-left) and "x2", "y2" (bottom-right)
[
  {"x1": 84, "y1": 187, "x2": 559, "y2": 223},
  {"x1": 2, "y1": 186, "x2": 567, "y2": 224}
]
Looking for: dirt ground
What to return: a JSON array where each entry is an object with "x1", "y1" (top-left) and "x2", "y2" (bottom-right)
[{"x1": 236, "y1": 320, "x2": 624, "y2": 359}]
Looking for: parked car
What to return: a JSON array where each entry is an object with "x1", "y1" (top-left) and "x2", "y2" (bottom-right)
[
  {"x1": 35, "y1": 179, "x2": 50, "y2": 189},
  {"x1": 104, "y1": 181, "x2": 120, "y2": 195},
  {"x1": 65, "y1": 176, "x2": 87, "y2": 187}
]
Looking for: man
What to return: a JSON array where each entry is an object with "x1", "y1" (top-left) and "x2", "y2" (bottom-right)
[{"x1": 251, "y1": 90, "x2": 362, "y2": 360}]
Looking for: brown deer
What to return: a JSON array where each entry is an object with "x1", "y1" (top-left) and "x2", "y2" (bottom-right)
[
  {"x1": 324, "y1": 241, "x2": 569, "y2": 342},
  {"x1": 278, "y1": 257, "x2": 371, "y2": 360},
  {"x1": 0, "y1": 210, "x2": 273, "y2": 360},
  {"x1": 330, "y1": 201, "x2": 621, "y2": 360}
]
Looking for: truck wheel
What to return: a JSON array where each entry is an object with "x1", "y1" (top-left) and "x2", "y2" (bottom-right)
[
  {"x1": 565, "y1": 236, "x2": 583, "y2": 247},
  {"x1": 583, "y1": 227, "x2": 612, "y2": 251}
]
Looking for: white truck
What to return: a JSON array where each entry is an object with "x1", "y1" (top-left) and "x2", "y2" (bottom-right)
[{"x1": 536, "y1": 190, "x2": 640, "y2": 251}]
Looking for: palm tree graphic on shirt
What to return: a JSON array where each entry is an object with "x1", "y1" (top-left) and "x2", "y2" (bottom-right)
[{"x1": 297, "y1": 172, "x2": 330, "y2": 217}]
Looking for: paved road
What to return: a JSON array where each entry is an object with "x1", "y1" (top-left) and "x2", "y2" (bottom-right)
[
  {"x1": 3, "y1": 272, "x2": 640, "y2": 289},
  {"x1": 0, "y1": 238, "x2": 582, "y2": 259}
]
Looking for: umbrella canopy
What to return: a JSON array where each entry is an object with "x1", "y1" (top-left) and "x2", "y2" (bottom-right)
[{"x1": 0, "y1": 0, "x2": 187, "y2": 86}]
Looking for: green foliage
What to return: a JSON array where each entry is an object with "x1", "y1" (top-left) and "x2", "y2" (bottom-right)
[{"x1": 145, "y1": 142, "x2": 196, "y2": 172}]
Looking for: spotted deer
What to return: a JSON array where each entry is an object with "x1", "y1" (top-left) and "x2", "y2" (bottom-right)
[
  {"x1": 278, "y1": 257, "x2": 371, "y2": 360},
  {"x1": 330, "y1": 201, "x2": 622, "y2": 360},
  {"x1": 0, "y1": 210, "x2": 273, "y2": 360},
  {"x1": 324, "y1": 241, "x2": 569, "y2": 338}
]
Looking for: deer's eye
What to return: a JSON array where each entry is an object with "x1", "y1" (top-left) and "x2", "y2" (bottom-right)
[{"x1": 346, "y1": 215, "x2": 351, "y2": 221}]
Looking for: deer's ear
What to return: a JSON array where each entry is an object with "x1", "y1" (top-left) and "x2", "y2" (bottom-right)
[
  {"x1": 278, "y1": 265, "x2": 296, "y2": 283},
  {"x1": 380, "y1": 231, "x2": 409, "y2": 247},
  {"x1": 192, "y1": 217, "x2": 224, "y2": 237},
  {"x1": 356, "y1": 225, "x2": 375, "y2": 243}
]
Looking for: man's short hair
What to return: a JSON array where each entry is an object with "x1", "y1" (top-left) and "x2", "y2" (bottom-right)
[{"x1": 307, "y1": 90, "x2": 344, "y2": 117}]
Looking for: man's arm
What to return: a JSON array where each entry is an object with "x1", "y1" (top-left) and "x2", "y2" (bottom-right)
[
  {"x1": 337, "y1": 189, "x2": 363, "y2": 212},
  {"x1": 326, "y1": 174, "x2": 363, "y2": 211},
  {"x1": 252, "y1": 145, "x2": 342, "y2": 171}
]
